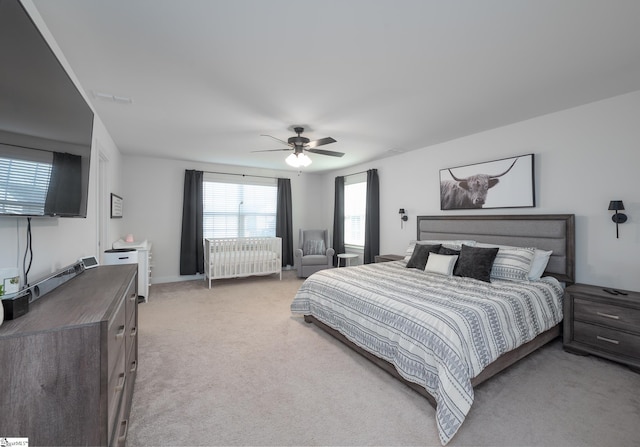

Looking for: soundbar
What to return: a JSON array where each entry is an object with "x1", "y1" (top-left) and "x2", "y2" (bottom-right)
[{"x1": 1, "y1": 261, "x2": 86, "y2": 320}]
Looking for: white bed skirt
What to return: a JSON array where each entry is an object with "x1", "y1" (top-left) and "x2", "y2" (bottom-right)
[{"x1": 204, "y1": 237, "x2": 282, "y2": 288}]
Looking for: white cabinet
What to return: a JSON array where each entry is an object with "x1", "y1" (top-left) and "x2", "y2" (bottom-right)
[{"x1": 108, "y1": 239, "x2": 153, "y2": 302}]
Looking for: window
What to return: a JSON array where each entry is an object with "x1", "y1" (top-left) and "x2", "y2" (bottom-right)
[
  {"x1": 203, "y1": 174, "x2": 277, "y2": 239},
  {"x1": 344, "y1": 174, "x2": 367, "y2": 246},
  {"x1": 0, "y1": 147, "x2": 53, "y2": 215}
]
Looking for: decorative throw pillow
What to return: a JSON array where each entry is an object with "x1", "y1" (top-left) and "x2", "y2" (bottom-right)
[
  {"x1": 404, "y1": 240, "x2": 475, "y2": 261},
  {"x1": 528, "y1": 249, "x2": 553, "y2": 280},
  {"x1": 303, "y1": 239, "x2": 326, "y2": 256},
  {"x1": 406, "y1": 244, "x2": 441, "y2": 269},
  {"x1": 490, "y1": 246, "x2": 536, "y2": 281},
  {"x1": 425, "y1": 253, "x2": 458, "y2": 276},
  {"x1": 454, "y1": 244, "x2": 499, "y2": 282}
]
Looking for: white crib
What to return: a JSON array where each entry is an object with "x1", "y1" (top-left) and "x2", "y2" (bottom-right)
[{"x1": 204, "y1": 237, "x2": 282, "y2": 288}]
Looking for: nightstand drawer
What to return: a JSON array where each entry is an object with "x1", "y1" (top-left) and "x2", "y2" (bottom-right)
[
  {"x1": 574, "y1": 321, "x2": 640, "y2": 360},
  {"x1": 574, "y1": 297, "x2": 640, "y2": 333}
]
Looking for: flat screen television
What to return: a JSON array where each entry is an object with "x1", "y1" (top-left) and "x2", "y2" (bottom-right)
[{"x1": 0, "y1": 0, "x2": 94, "y2": 217}]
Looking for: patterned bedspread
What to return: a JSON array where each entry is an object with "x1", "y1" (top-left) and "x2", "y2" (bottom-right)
[{"x1": 290, "y1": 261, "x2": 564, "y2": 445}]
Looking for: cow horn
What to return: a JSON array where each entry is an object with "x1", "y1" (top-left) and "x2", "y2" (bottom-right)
[
  {"x1": 489, "y1": 158, "x2": 518, "y2": 179},
  {"x1": 448, "y1": 169, "x2": 465, "y2": 182}
]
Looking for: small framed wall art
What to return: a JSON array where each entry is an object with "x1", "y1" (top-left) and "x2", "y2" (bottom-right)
[
  {"x1": 439, "y1": 154, "x2": 535, "y2": 210},
  {"x1": 110, "y1": 193, "x2": 123, "y2": 218}
]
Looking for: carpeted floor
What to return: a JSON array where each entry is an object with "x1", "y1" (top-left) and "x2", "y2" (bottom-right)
[{"x1": 127, "y1": 270, "x2": 640, "y2": 446}]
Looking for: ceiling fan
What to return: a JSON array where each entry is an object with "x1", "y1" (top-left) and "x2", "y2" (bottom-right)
[{"x1": 254, "y1": 127, "x2": 344, "y2": 167}]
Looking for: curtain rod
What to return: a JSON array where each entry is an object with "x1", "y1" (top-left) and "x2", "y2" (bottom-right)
[
  {"x1": 343, "y1": 169, "x2": 371, "y2": 178},
  {"x1": 202, "y1": 170, "x2": 281, "y2": 180}
]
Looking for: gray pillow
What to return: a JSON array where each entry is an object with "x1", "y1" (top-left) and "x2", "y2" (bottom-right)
[
  {"x1": 454, "y1": 244, "x2": 499, "y2": 282},
  {"x1": 406, "y1": 244, "x2": 441, "y2": 269},
  {"x1": 303, "y1": 239, "x2": 326, "y2": 255}
]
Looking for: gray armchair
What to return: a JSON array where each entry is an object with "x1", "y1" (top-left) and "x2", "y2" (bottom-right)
[{"x1": 294, "y1": 229, "x2": 335, "y2": 278}]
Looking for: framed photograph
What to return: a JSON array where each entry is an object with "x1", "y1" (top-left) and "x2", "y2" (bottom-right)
[
  {"x1": 110, "y1": 193, "x2": 123, "y2": 218},
  {"x1": 440, "y1": 154, "x2": 535, "y2": 210}
]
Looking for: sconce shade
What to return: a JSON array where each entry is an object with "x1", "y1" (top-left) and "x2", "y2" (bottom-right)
[{"x1": 608, "y1": 200, "x2": 625, "y2": 211}]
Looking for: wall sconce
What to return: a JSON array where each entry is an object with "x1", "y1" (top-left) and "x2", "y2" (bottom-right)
[
  {"x1": 608, "y1": 200, "x2": 627, "y2": 238},
  {"x1": 399, "y1": 208, "x2": 408, "y2": 228}
]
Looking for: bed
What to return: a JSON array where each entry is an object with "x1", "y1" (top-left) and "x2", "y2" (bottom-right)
[{"x1": 290, "y1": 214, "x2": 575, "y2": 445}]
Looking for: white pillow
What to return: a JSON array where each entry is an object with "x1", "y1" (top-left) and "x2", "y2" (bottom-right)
[
  {"x1": 528, "y1": 249, "x2": 553, "y2": 280},
  {"x1": 425, "y1": 253, "x2": 458, "y2": 276}
]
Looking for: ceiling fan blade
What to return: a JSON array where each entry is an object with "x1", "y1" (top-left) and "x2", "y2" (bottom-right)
[
  {"x1": 251, "y1": 148, "x2": 291, "y2": 153},
  {"x1": 261, "y1": 134, "x2": 292, "y2": 146},
  {"x1": 307, "y1": 148, "x2": 345, "y2": 157},
  {"x1": 306, "y1": 137, "x2": 336, "y2": 148}
]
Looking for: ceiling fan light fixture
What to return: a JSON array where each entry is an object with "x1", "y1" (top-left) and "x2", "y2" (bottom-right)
[{"x1": 285, "y1": 152, "x2": 312, "y2": 168}]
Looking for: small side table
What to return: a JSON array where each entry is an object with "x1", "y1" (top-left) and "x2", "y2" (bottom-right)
[
  {"x1": 337, "y1": 253, "x2": 359, "y2": 267},
  {"x1": 375, "y1": 254, "x2": 404, "y2": 263},
  {"x1": 564, "y1": 283, "x2": 640, "y2": 373}
]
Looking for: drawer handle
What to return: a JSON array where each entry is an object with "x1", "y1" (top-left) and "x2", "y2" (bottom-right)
[
  {"x1": 596, "y1": 311, "x2": 620, "y2": 320},
  {"x1": 596, "y1": 335, "x2": 620, "y2": 345},
  {"x1": 129, "y1": 293, "x2": 137, "y2": 302},
  {"x1": 130, "y1": 326, "x2": 138, "y2": 337},
  {"x1": 130, "y1": 360, "x2": 137, "y2": 373},
  {"x1": 118, "y1": 419, "x2": 129, "y2": 443},
  {"x1": 114, "y1": 373, "x2": 126, "y2": 392},
  {"x1": 116, "y1": 326, "x2": 125, "y2": 339}
]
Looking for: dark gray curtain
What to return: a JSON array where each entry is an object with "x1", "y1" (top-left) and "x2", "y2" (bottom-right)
[
  {"x1": 179, "y1": 170, "x2": 204, "y2": 275},
  {"x1": 332, "y1": 176, "x2": 345, "y2": 266},
  {"x1": 276, "y1": 178, "x2": 294, "y2": 267},
  {"x1": 363, "y1": 169, "x2": 380, "y2": 264},
  {"x1": 44, "y1": 152, "x2": 82, "y2": 215}
]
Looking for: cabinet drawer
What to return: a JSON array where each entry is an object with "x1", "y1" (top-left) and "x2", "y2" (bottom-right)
[
  {"x1": 574, "y1": 321, "x2": 640, "y2": 360},
  {"x1": 574, "y1": 297, "x2": 640, "y2": 333},
  {"x1": 107, "y1": 352, "x2": 126, "y2": 444},
  {"x1": 107, "y1": 298, "x2": 127, "y2": 376},
  {"x1": 124, "y1": 276, "x2": 137, "y2": 319}
]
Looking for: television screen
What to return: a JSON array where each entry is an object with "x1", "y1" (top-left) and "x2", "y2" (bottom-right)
[{"x1": 0, "y1": 0, "x2": 94, "y2": 217}]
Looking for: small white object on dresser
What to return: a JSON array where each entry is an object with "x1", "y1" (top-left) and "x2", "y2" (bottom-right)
[{"x1": 109, "y1": 239, "x2": 153, "y2": 302}]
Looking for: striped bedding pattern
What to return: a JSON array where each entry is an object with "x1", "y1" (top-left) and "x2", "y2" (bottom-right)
[{"x1": 290, "y1": 261, "x2": 564, "y2": 445}]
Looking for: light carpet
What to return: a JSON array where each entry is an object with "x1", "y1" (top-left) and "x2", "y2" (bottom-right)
[{"x1": 127, "y1": 270, "x2": 640, "y2": 446}]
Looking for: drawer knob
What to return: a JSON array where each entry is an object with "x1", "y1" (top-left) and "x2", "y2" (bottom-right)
[
  {"x1": 114, "y1": 373, "x2": 126, "y2": 392},
  {"x1": 596, "y1": 335, "x2": 620, "y2": 345},
  {"x1": 116, "y1": 326, "x2": 125, "y2": 339},
  {"x1": 596, "y1": 311, "x2": 620, "y2": 320},
  {"x1": 117, "y1": 419, "x2": 129, "y2": 443}
]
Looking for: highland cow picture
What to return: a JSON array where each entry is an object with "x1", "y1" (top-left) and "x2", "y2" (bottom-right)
[{"x1": 439, "y1": 154, "x2": 535, "y2": 210}]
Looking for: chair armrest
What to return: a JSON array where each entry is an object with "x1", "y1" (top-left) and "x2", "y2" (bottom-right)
[{"x1": 326, "y1": 248, "x2": 335, "y2": 266}]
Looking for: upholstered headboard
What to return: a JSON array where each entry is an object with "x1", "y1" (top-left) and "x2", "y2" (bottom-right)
[{"x1": 416, "y1": 214, "x2": 575, "y2": 284}]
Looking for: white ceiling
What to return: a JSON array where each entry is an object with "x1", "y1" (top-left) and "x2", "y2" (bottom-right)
[{"x1": 31, "y1": 0, "x2": 640, "y2": 172}]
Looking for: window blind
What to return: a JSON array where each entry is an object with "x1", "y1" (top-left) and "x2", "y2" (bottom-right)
[
  {"x1": 0, "y1": 157, "x2": 52, "y2": 215},
  {"x1": 344, "y1": 174, "x2": 367, "y2": 246},
  {"x1": 202, "y1": 174, "x2": 277, "y2": 239}
]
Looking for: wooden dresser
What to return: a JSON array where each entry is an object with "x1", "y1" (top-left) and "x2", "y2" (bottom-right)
[
  {"x1": 563, "y1": 283, "x2": 640, "y2": 372},
  {"x1": 0, "y1": 264, "x2": 138, "y2": 446}
]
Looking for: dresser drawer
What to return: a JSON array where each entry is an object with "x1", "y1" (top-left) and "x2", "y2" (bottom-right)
[
  {"x1": 574, "y1": 321, "x2": 640, "y2": 360},
  {"x1": 107, "y1": 351, "x2": 126, "y2": 444},
  {"x1": 107, "y1": 297, "x2": 127, "y2": 377},
  {"x1": 573, "y1": 297, "x2": 640, "y2": 333}
]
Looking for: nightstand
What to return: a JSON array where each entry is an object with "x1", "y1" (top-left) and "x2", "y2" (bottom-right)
[
  {"x1": 563, "y1": 283, "x2": 640, "y2": 372},
  {"x1": 374, "y1": 254, "x2": 404, "y2": 263}
]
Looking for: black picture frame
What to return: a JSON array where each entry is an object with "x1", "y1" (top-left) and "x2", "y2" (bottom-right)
[
  {"x1": 110, "y1": 193, "x2": 123, "y2": 218},
  {"x1": 439, "y1": 154, "x2": 535, "y2": 210}
]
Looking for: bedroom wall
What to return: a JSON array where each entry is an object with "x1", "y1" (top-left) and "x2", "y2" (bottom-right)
[
  {"x1": 318, "y1": 90, "x2": 640, "y2": 291},
  {"x1": 120, "y1": 156, "x2": 325, "y2": 283},
  {"x1": 0, "y1": 1, "x2": 124, "y2": 286}
]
